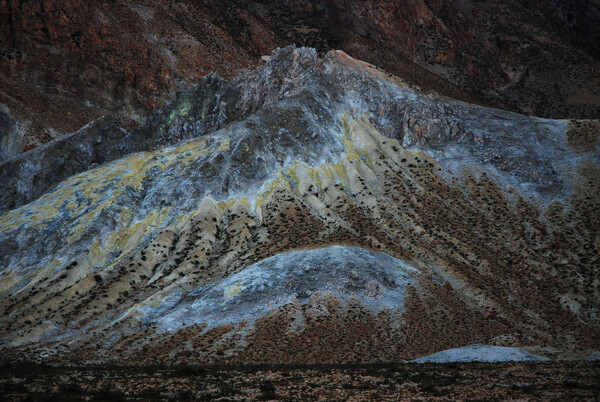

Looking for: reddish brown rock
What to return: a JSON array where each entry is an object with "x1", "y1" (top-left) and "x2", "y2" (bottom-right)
[
  {"x1": 2, "y1": 0, "x2": 599, "y2": 155},
  {"x1": 0, "y1": 0, "x2": 285, "y2": 149},
  {"x1": 269, "y1": 0, "x2": 600, "y2": 118}
]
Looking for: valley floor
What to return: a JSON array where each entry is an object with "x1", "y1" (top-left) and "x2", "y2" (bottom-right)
[{"x1": 1, "y1": 362, "x2": 599, "y2": 401}]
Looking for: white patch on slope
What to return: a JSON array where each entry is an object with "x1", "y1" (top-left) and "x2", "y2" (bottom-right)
[
  {"x1": 410, "y1": 344, "x2": 550, "y2": 363},
  {"x1": 136, "y1": 245, "x2": 419, "y2": 333},
  {"x1": 586, "y1": 351, "x2": 600, "y2": 361}
]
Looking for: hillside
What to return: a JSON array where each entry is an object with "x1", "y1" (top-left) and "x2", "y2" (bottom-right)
[
  {"x1": 2, "y1": 0, "x2": 599, "y2": 160},
  {"x1": 1, "y1": 47, "x2": 598, "y2": 365}
]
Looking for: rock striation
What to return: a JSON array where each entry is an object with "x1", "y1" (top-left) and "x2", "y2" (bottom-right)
[
  {"x1": 0, "y1": 0, "x2": 285, "y2": 149},
  {"x1": 0, "y1": 47, "x2": 598, "y2": 365}
]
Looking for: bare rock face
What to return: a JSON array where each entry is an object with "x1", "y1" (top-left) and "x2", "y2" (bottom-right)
[
  {"x1": 268, "y1": 0, "x2": 600, "y2": 119},
  {"x1": 0, "y1": 47, "x2": 598, "y2": 365},
  {"x1": 0, "y1": 47, "x2": 326, "y2": 213},
  {"x1": 0, "y1": 104, "x2": 24, "y2": 161},
  {"x1": 2, "y1": 0, "x2": 599, "y2": 160},
  {"x1": 2, "y1": 45, "x2": 589, "y2": 213},
  {"x1": 0, "y1": 0, "x2": 285, "y2": 150},
  {"x1": 0, "y1": 116, "x2": 127, "y2": 213}
]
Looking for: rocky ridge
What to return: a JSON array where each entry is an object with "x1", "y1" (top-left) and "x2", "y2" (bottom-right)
[
  {"x1": 0, "y1": 103, "x2": 24, "y2": 161},
  {"x1": 2, "y1": 0, "x2": 600, "y2": 158},
  {"x1": 271, "y1": 0, "x2": 600, "y2": 118},
  {"x1": 0, "y1": 47, "x2": 599, "y2": 365},
  {"x1": 0, "y1": 0, "x2": 284, "y2": 148}
]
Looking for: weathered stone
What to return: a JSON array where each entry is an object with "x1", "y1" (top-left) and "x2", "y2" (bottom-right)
[
  {"x1": 0, "y1": 48, "x2": 598, "y2": 365},
  {"x1": 0, "y1": 104, "x2": 24, "y2": 162}
]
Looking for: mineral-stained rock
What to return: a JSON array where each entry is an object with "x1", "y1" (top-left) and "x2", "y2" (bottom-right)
[
  {"x1": 0, "y1": 47, "x2": 329, "y2": 213},
  {"x1": 3, "y1": 0, "x2": 600, "y2": 157},
  {"x1": 0, "y1": 115, "x2": 126, "y2": 213},
  {"x1": 5, "y1": 46, "x2": 595, "y2": 214},
  {"x1": 0, "y1": 47, "x2": 598, "y2": 365}
]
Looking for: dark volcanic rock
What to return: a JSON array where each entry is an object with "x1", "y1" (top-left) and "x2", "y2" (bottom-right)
[
  {"x1": 0, "y1": 47, "x2": 326, "y2": 213},
  {"x1": 0, "y1": 0, "x2": 285, "y2": 149},
  {"x1": 0, "y1": 116, "x2": 126, "y2": 213},
  {"x1": 3, "y1": 44, "x2": 591, "y2": 214},
  {"x1": 2, "y1": 0, "x2": 599, "y2": 158}
]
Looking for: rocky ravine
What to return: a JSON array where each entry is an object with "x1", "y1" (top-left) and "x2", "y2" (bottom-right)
[{"x1": 0, "y1": 47, "x2": 599, "y2": 365}]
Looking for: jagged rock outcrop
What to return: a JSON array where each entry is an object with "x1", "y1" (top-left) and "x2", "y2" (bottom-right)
[
  {"x1": 0, "y1": 103, "x2": 24, "y2": 162},
  {"x1": 2, "y1": 0, "x2": 599, "y2": 158},
  {"x1": 265, "y1": 0, "x2": 600, "y2": 118},
  {"x1": 0, "y1": 47, "x2": 335, "y2": 213},
  {"x1": 0, "y1": 116, "x2": 126, "y2": 212},
  {"x1": 4, "y1": 46, "x2": 594, "y2": 214},
  {"x1": 0, "y1": 47, "x2": 598, "y2": 365},
  {"x1": 0, "y1": 0, "x2": 285, "y2": 149}
]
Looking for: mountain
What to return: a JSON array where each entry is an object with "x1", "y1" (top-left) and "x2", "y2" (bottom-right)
[
  {"x1": 269, "y1": 0, "x2": 600, "y2": 118},
  {"x1": 0, "y1": 0, "x2": 285, "y2": 154},
  {"x1": 1, "y1": 47, "x2": 598, "y2": 365},
  {"x1": 2, "y1": 0, "x2": 599, "y2": 160}
]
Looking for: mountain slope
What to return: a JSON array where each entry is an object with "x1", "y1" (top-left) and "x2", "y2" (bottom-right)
[
  {"x1": 0, "y1": 0, "x2": 284, "y2": 152},
  {"x1": 0, "y1": 47, "x2": 598, "y2": 364},
  {"x1": 266, "y1": 0, "x2": 600, "y2": 118},
  {"x1": 3, "y1": 0, "x2": 600, "y2": 160}
]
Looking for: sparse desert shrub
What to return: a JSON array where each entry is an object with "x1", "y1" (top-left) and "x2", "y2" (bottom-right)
[{"x1": 258, "y1": 382, "x2": 277, "y2": 400}]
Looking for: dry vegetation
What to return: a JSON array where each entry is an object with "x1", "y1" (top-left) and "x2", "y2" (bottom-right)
[{"x1": 1, "y1": 362, "x2": 599, "y2": 401}]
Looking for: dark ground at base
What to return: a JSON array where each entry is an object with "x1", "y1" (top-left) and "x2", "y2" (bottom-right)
[{"x1": 0, "y1": 362, "x2": 599, "y2": 401}]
